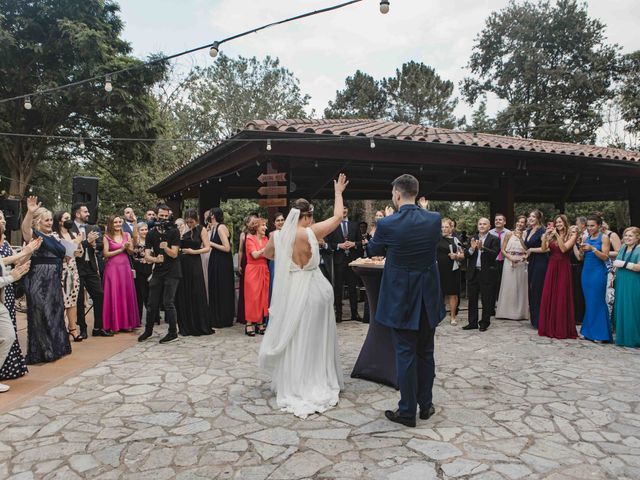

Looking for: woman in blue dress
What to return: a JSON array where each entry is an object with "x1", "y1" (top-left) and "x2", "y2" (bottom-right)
[
  {"x1": 21, "y1": 197, "x2": 71, "y2": 364},
  {"x1": 576, "y1": 215, "x2": 612, "y2": 342},
  {"x1": 524, "y1": 210, "x2": 548, "y2": 328},
  {"x1": 613, "y1": 226, "x2": 640, "y2": 347}
]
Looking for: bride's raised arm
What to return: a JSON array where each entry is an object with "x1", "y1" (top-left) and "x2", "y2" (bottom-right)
[{"x1": 311, "y1": 173, "x2": 348, "y2": 241}]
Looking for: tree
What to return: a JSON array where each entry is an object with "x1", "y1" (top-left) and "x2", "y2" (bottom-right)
[
  {"x1": 383, "y1": 61, "x2": 460, "y2": 128},
  {"x1": 465, "y1": 98, "x2": 495, "y2": 133},
  {"x1": 0, "y1": 0, "x2": 167, "y2": 201},
  {"x1": 619, "y1": 50, "x2": 640, "y2": 134},
  {"x1": 462, "y1": 0, "x2": 619, "y2": 142},
  {"x1": 324, "y1": 71, "x2": 387, "y2": 119}
]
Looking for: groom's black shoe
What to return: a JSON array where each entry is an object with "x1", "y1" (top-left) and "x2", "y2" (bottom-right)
[
  {"x1": 420, "y1": 404, "x2": 436, "y2": 420},
  {"x1": 462, "y1": 323, "x2": 478, "y2": 330},
  {"x1": 384, "y1": 409, "x2": 416, "y2": 428}
]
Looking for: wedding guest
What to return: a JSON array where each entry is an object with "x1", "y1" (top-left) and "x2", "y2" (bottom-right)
[
  {"x1": 175, "y1": 209, "x2": 212, "y2": 336},
  {"x1": 244, "y1": 218, "x2": 270, "y2": 336},
  {"x1": 21, "y1": 196, "x2": 72, "y2": 363},
  {"x1": 600, "y1": 216, "x2": 622, "y2": 320},
  {"x1": 538, "y1": 215, "x2": 578, "y2": 339},
  {"x1": 489, "y1": 213, "x2": 511, "y2": 301},
  {"x1": 138, "y1": 204, "x2": 182, "y2": 344},
  {"x1": 237, "y1": 215, "x2": 257, "y2": 324},
  {"x1": 102, "y1": 215, "x2": 139, "y2": 332},
  {"x1": 369, "y1": 210, "x2": 385, "y2": 238},
  {"x1": 175, "y1": 218, "x2": 187, "y2": 237},
  {"x1": 0, "y1": 212, "x2": 39, "y2": 382},
  {"x1": 208, "y1": 207, "x2": 235, "y2": 328},
  {"x1": 576, "y1": 215, "x2": 612, "y2": 342},
  {"x1": 613, "y1": 226, "x2": 640, "y2": 347},
  {"x1": 144, "y1": 209, "x2": 156, "y2": 226},
  {"x1": 52, "y1": 211, "x2": 83, "y2": 342},
  {"x1": 71, "y1": 202, "x2": 112, "y2": 338},
  {"x1": 496, "y1": 215, "x2": 529, "y2": 320},
  {"x1": 571, "y1": 216, "x2": 588, "y2": 324},
  {"x1": 201, "y1": 209, "x2": 212, "y2": 300},
  {"x1": 132, "y1": 222, "x2": 152, "y2": 323},
  {"x1": 437, "y1": 218, "x2": 464, "y2": 325},
  {"x1": 464, "y1": 218, "x2": 500, "y2": 331},
  {"x1": 122, "y1": 207, "x2": 137, "y2": 237},
  {"x1": 268, "y1": 212, "x2": 285, "y2": 303},
  {"x1": 524, "y1": 210, "x2": 548, "y2": 329},
  {"x1": 1, "y1": 258, "x2": 30, "y2": 392}
]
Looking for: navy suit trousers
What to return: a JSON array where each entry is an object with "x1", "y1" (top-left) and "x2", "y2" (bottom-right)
[{"x1": 391, "y1": 307, "x2": 436, "y2": 417}]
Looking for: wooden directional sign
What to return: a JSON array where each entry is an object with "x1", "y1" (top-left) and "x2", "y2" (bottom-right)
[
  {"x1": 258, "y1": 172, "x2": 287, "y2": 183},
  {"x1": 257, "y1": 186, "x2": 287, "y2": 196},
  {"x1": 258, "y1": 198, "x2": 287, "y2": 207}
]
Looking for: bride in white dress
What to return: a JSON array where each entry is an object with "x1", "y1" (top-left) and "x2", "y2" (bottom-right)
[{"x1": 259, "y1": 174, "x2": 349, "y2": 418}]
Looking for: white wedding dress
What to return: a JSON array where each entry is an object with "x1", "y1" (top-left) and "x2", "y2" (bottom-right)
[{"x1": 258, "y1": 210, "x2": 343, "y2": 418}]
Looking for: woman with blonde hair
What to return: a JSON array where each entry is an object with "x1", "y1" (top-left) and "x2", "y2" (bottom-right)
[
  {"x1": 613, "y1": 226, "x2": 640, "y2": 347},
  {"x1": 20, "y1": 197, "x2": 71, "y2": 363},
  {"x1": 436, "y1": 218, "x2": 463, "y2": 325},
  {"x1": 496, "y1": 215, "x2": 529, "y2": 320},
  {"x1": 244, "y1": 217, "x2": 270, "y2": 335}
]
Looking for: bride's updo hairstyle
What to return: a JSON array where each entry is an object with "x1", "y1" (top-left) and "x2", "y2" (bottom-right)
[{"x1": 293, "y1": 198, "x2": 314, "y2": 218}]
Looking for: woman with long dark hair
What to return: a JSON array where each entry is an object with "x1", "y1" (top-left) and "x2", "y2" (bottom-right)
[
  {"x1": 52, "y1": 211, "x2": 83, "y2": 341},
  {"x1": 524, "y1": 209, "x2": 548, "y2": 328},
  {"x1": 176, "y1": 209, "x2": 213, "y2": 336},
  {"x1": 208, "y1": 207, "x2": 235, "y2": 328},
  {"x1": 102, "y1": 215, "x2": 139, "y2": 332}
]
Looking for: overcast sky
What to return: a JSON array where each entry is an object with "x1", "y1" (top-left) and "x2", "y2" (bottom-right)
[{"x1": 120, "y1": 0, "x2": 640, "y2": 122}]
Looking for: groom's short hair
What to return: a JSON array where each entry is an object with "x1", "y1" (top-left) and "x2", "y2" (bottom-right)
[{"x1": 391, "y1": 174, "x2": 419, "y2": 199}]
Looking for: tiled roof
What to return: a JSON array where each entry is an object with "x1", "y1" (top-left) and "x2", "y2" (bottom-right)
[{"x1": 245, "y1": 119, "x2": 640, "y2": 163}]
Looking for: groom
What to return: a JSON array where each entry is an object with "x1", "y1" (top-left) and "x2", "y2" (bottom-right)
[{"x1": 367, "y1": 174, "x2": 444, "y2": 427}]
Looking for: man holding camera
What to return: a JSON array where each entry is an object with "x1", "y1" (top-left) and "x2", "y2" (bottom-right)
[
  {"x1": 72, "y1": 203, "x2": 113, "y2": 338},
  {"x1": 138, "y1": 204, "x2": 181, "y2": 344}
]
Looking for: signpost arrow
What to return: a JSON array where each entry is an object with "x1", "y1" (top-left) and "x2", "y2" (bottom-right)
[
  {"x1": 258, "y1": 198, "x2": 288, "y2": 207},
  {"x1": 257, "y1": 186, "x2": 287, "y2": 196},
  {"x1": 258, "y1": 172, "x2": 287, "y2": 183}
]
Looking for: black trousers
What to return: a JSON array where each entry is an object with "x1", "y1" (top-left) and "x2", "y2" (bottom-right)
[
  {"x1": 333, "y1": 260, "x2": 358, "y2": 319},
  {"x1": 467, "y1": 269, "x2": 497, "y2": 328},
  {"x1": 77, "y1": 271, "x2": 104, "y2": 331},
  {"x1": 146, "y1": 275, "x2": 180, "y2": 334},
  {"x1": 391, "y1": 308, "x2": 436, "y2": 417}
]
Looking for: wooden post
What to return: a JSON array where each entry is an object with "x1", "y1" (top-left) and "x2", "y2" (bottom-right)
[
  {"x1": 198, "y1": 181, "x2": 221, "y2": 224},
  {"x1": 490, "y1": 176, "x2": 515, "y2": 227}
]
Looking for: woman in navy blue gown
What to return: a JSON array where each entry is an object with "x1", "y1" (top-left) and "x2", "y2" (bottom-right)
[
  {"x1": 577, "y1": 215, "x2": 612, "y2": 342},
  {"x1": 524, "y1": 210, "x2": 548, "y2": 329}
]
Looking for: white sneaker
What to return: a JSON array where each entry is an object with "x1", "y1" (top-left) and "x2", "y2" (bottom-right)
[{"x1": 0, "y1": 383, "x2": 10, "y2": 393}]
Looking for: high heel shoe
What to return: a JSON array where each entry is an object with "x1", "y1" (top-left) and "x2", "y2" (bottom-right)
[
  {"x1": 257, "y1": 324, "x2": 266, "y2": 335},
  {"x1": 68, "y1": 328, "x2": 83, "y2": 342},
  {"x1": 245, "y1": 325, "x2": 255, "y2": 337}
]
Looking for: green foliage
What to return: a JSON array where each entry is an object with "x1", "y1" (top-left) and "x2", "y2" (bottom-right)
[
  {"x1": 465, "y1": 98, "x2": 495, "y2": 133},
  {"x1": 324, "y1": 61, "x2": 461, "y2": 127},
  {"x1": 219, "y1": 198, "x2": 263, "y2": 252},
  {"x1": 462, "y1": 0, "x2": 619, "y2": 142},
  {"x1": 619, "y1": 50, "x2": 640, "y2": 134}
]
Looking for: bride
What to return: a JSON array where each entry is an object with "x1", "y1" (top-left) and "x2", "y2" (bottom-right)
[{"x1": 259, "y1": 173, "x2": 349, "y2": 418}]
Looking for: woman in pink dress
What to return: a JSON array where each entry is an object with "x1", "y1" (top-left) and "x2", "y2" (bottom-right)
[
  {"x1": 102, "y1": 215, "x2": 140, "y2": 332},
  {"x1": 538, "y1": 214, "x2": 578, "y2": 339}
]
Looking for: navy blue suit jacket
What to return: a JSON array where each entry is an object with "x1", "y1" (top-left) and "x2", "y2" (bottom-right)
[{"x1": 367, "y1": 204, "x2": 445, "y2": 331}]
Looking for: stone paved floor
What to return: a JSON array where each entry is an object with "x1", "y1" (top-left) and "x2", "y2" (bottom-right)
[{"x1": 1, "y1": 316, "x2": 640, "y2": 480}]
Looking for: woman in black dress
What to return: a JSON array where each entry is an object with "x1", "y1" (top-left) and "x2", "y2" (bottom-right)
[
  {"x1": 208, "y1": 208, "x2": 236, "y2": 328},
  {"x1": 175, "y1": 209, "x2": 213, "y2": 336},
  {"x1": 20, "y1": 197, "x2": 71, "y2": 364},
  {"x1": 132, "y1": 222, "x2": 153, "y2": 324},
  {"x1": 437, "y1": 218, "x2": 464, "y2": 325}
]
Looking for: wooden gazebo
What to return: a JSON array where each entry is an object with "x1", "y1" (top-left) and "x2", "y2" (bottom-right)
[{"x1": 149, "y1": 119, "x2": 640, "y2": 226}]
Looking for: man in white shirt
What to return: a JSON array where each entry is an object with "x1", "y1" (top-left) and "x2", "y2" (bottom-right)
[{"x1": 123, "y1": 207, "x2": 137, "y2": 236}]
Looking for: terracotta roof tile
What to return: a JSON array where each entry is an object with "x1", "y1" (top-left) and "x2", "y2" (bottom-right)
[{"x1": 244, "y1": 119, "x2": 640, "y2": 163}]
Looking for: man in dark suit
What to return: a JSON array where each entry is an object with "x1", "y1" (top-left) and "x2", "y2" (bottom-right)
[
  {"x1": 367, "y1": 174, "x2": 445, "y2": 427},
  {"x1": 464, "y1": 217, "x2": 500, "y2": 332},
  {"x1": 122, "y1": 207, "x2": 137, "y2": 237},
  {"x1": 318, "y1": 237, "x2": 333, "y2": 284},
  {"x1": 328, "y1": 206, "x2": 364, "y2": 322},
  {"x1": 71, "y1": 202, "x2": 113, "y2": 338}
]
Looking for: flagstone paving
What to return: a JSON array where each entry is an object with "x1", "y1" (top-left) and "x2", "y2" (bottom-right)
[{"x1": 1, "y1": 318, "x2": 639, "y2": 479}]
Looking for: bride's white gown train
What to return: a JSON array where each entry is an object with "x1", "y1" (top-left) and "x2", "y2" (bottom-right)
[{"x1": 259, "y1": 216, "x2": 343, "y2": 419}]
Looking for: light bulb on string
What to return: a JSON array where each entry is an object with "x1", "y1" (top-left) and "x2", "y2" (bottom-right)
[
  {"x1": 419, "y1": 165, "x2": 424, "y2": 173},
  {"x1": 236, "y1": 171, "x2": 240, "y2": 177},
  {"x1": 171, "y1": 144, "x2": 178, "y2": 151},
  {"x1": 370, "y1": 164, "x2": 374, "y2": 171},
  {"x1": 370, "y1": 137, "x2": 376, "y2": 149},
  {"x1": 209, "y1": 41, "x2": 220, "y2": 58},
  {"x1": 314, "y1": 160, "x2": 318, "y2": 168},
  {"x1": 218, "y1": 177, "x2": 222, "y2": 183},
  {"x1": 79, "y1": 138, "x2": 85, "y2": 150},
  {"x1": 24, "y1": 96, "x2": 32, "y2": 110},
  {"x1": 255, "y1": 159, "x2": 260, "y2": 166},
  {"x1": 266, "y1": 139, "x2": 272, "y2": 151},
  {"x1": 379, "y1": 0, "x2": 390, "y2": 14},
  {"x1": 573, "y1": 128, "x2": 580, "y2": 135},
  {"x1": 104, "y1": 75, "x2": 113, "y2": 92}
]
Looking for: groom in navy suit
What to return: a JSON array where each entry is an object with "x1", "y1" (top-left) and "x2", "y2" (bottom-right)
[{"x1": 367, "y1": 174, "x2": 445, "y2": 427}]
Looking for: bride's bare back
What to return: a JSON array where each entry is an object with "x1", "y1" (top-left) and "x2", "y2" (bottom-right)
[{"x1": 292, "y1": 226, "x2": 313, "y2": 269}]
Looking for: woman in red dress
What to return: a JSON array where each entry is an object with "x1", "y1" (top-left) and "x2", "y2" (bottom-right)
[
  {"x1": 538, "y1": 214, "x2": 578, "y2": 339},
  {"x1": 244, "y1": 218, "x2": 270, "y2": 336}
]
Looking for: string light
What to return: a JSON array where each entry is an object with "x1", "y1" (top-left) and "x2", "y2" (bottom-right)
[
  {"x1": 419, "y1": 165, "x2": 423, "y2": 173},
  {"x1": 104, "y1": 75, "x2": 113, "y2": 92},
  {"x1": 24, "y1": 96, "x2": 32, "y2": 110},
  {"x1": 370, "y1": 164, "x2": 374, "y2": 171},
  {"x1": 218, "y1": 177, "x2": 222, "y2": 183},
  {"x1": 236, "y1": 171, "x2": 240, "y2": 177},
  {"x1": 255, "y1": 159, "x2": 260, "y2": 166},
  {"x1": 314, "y1": 160, "x2": 319, "y2": 168},
  {"x1": 266, "y1": 139, "x2": 272, "y2": 151},
  {"x1": 209, "y1": 41, "x2": 220, "y2": 58},
  {"x1": 379, "y1": 0, "x2": 390, "y2": 14},
  {"x1": 573, "y1": 128, "x2": 580, "y2": 135},
  {"x1": 370, "y1": 137, "x2": 376, "y2": 149},
  {"x1": 171, "y1": 144, "x2": 178, "y2": 151},
  {"x1": 79, "y1": 137, "x2": 85, "y2": 150}
]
